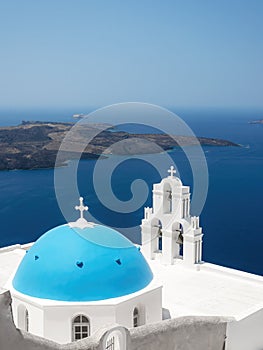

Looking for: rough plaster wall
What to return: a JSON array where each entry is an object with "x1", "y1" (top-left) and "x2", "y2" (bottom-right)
[
  {"x1": 0, "y1": 291, "x2": 227, "y2": 350},
  {"x1": 130, "y1": 317, "x2": 227, "y2": 350},
  {"x1": 0, "y1": 291, "x2": 100, "y2": 350}
]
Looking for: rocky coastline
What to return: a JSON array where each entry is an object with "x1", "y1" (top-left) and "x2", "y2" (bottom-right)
[{"x1": 0, "y1": 121, "x2": 239, "y2": 170}]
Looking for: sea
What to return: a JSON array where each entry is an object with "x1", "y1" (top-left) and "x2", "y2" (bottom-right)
[{"x1": 0, "y1": 107, "x2": 262, "y2": 275}]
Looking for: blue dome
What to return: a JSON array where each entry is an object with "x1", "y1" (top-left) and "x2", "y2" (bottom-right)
[{"x1": 12, "y1": 224, "x2": 153, "y2": 302}]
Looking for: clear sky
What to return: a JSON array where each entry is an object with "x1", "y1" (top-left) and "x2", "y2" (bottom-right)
[{"x1": 0, "y1": 0, "x2": 263, "y2": 110}]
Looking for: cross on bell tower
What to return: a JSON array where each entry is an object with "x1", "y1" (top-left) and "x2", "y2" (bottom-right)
[
  {"x1": 75, "y1": 197, "x2": 88, "y2": 219},
  {"x1": 168, "y1": 166, "x2": 176, "y2": 178}
]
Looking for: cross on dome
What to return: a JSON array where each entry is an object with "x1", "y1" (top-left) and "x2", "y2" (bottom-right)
[
  {"x1": 75, "y1": 197, "x2": 88, "y2": 219},
  {"x1": 168, "y1": 166, "x2": 176, "y2": 178},
  {"x1": 69, "y1": 197, "x2": 95, "y2": 229}
]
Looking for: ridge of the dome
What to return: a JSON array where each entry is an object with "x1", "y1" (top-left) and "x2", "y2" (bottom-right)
[{"x1": 68, "y1": 218, "x2": 97, "y2": 229}]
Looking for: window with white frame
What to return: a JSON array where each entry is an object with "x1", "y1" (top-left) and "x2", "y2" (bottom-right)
[
  {"x1": 25, "y1": 309, "x2": 29, "y2": 332},
  {"x1": 72, "y1": 315, "x2": 90, "y2": 341},
  {"x1": 133, "y1": 307, "x2": 139, "y2": 327}
]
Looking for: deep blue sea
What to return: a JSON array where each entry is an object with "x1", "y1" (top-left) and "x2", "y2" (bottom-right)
[{"x1": 0, "y1": 107, "x2": 262, "y2": 275}]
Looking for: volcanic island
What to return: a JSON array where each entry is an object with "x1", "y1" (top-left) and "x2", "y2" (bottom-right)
[{"x1": 0, "y1": 121, "x2": 239, "y2": 170}]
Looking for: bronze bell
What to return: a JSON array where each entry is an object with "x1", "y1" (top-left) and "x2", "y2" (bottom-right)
[
  {"x1": 176, "y1": 232, "x2": 183, "y2": 245},
  {"x1": 166, "y1": 190, "x2": 172, "y2": 200}
]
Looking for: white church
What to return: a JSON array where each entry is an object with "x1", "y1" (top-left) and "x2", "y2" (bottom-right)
[{"x1": 1, "y1": 166, "x2": 263, "y2": 350}]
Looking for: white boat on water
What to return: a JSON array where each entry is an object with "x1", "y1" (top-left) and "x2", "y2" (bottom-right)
[{"x1": 72, "y1": 113, "x2": 85, "y2": 119}]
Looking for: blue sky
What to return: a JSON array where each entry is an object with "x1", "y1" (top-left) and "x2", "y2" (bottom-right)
[{"x1": 0, "y1": 0, "x2": 263, "y2": 109}]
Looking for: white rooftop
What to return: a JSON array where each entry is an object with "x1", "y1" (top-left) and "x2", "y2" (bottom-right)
[
  {"x1": 148, "y1": 258, "x2": 263, "y2": 321},
  {"x1": 1, "y1": 244, "x2": 263, "y2": 321},
  {"x1": 0, "y1": 245, "x2": 29, "y2": 291}
]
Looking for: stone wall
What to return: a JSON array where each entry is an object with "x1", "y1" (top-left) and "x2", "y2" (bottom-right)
[
  {"x1": 129, "y1": 317, "x2": 227, "y2": 350},
  {"x1": 0, "y1": 291, "x2": 227, "y2": 350}
]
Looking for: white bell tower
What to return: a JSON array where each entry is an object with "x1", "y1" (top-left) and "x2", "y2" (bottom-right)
[{"x1": 141, "y1": 166, "x2": 203, "y2": 266}]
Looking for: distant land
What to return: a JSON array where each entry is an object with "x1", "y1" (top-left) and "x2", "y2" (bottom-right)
[
  {"x1": 249, "y1": 119, "x2": 263, "y2": 124},
  {"x1": 0, "y1": 121, "x2": 239, "y2": 170}
]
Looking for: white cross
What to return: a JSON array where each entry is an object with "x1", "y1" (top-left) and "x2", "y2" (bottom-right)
[
  {"x1": 75, "y1": 197, "x2": 88, "y2": 219},
  {"x1": 168, "y1": 165, "x2": 176, "y2": 177}
]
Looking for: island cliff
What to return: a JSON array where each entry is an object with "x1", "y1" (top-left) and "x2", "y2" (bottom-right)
[{"x1": 0, "y1": 121, "x2": 239, "y2": 170}]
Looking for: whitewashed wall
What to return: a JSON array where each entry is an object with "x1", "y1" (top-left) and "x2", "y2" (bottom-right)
[
  {"x1": 12, "y1": 295, "x2": 44, "y2": 338},
  {"x1": 44, "y1": 304, "x2": 116, "y2": 343},
  {"x1": 11, "y1": 286, "x2": 162, "y2": 344},
  {"x1": 0, "y1": 291, "x2": 227, "y2": 350},
  {"x1": 226, "y1": 309, "x2": 263, "y2": 350},
  {"x1": 116, "y1": 287, "x2": 162, "y2": 328}
]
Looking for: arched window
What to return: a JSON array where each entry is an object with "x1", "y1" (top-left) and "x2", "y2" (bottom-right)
[
  {"x1": 17, "y1": 305, "x2": 29, "y2": 332},
  {"x1": 72, "y1": 315, "x2": 90, "y2": 341},
  {"x1": 133, "y1": 307, "x2": 139, "y2": 327},
  {"x1": 25, "y1": 309, "x2": 29, "y2": 332}
]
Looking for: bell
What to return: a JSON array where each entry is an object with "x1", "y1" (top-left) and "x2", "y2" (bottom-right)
[
  {"x1": 176, "y1": 232, "x2": 183, "y2": 245},
  {"x1": 166, "y1": 190, "x2": 172, "y2": 200}
]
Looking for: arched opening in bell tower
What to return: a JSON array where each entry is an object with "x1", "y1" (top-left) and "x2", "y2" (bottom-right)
[
  {"x1": 158, "y1": 226, "x2": 162, "y2": 251},
  {"x1": 172, "y1": 222, "x2": 184, "y2": 258},
  {"x1": 163, "y1": 183, "x2": 172, "y2": 213},
  {"x1": 151, "y1": 218, "x2": 163, "y2": 253}
]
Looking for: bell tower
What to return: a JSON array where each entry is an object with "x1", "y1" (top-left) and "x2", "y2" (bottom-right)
[{"x1": 141, "y1": 166, "x2": 203, "y2": 266}]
